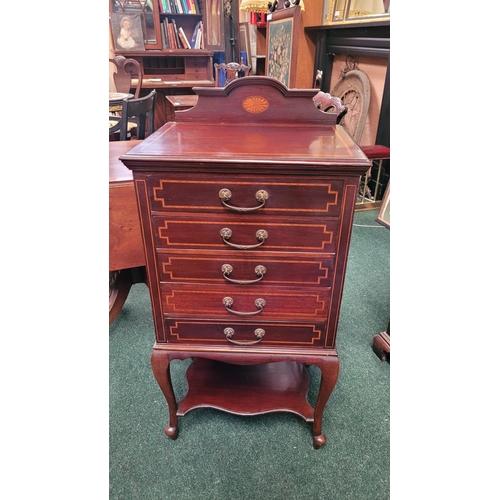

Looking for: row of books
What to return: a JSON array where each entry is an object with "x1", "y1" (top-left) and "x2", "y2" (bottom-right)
[
  {"x1": 159, "y1": 0, "x2": 200, "y2": 15},
  {"x1": 160, "y1": 19, "x2": 205, "y2": 49}
]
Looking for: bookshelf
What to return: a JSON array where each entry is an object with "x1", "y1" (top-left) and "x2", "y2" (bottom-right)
[
  {"x1": 109, "y1": 0, "x2": 231, "y2": 54},
  {"x1": 108, "y1": 0, "x2": 234, "y2": 84},
  {"x1": 158, "y1": 0, "x2": 205, "y2": 50},
  {"x1": 110, "y1": 0, "x2": 236, "y2": 126}
]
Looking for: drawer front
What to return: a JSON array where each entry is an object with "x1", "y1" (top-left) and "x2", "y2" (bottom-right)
[
  {"x1": 157, "y1": 251, "x2": 334, "y2": 288},
  {"x1": 147, "y1": 175, "x2": 344, "y2": 218},
  {"x1": 152, "y1": 215, "x2": 339, "y2": 253},
  {"x1": 161, "y1": 284, "x2": 331, "y2": 322},
  {"x1": 164, "y1": 318, "x2": 326, "y2": 347}
]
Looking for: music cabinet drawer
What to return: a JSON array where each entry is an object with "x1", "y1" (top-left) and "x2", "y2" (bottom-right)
[
  {"x1": 157, "y1": 251, "x2": 334, "y2": 288},
  {"x1": 161, "y1": 284, "x2": 331, "y2": 321},
  {"x1": 163, "y1": 318, "x2": 326, "y2": 347},
  {"x1": 152, "y1": 215, "x2": 339, "y2": 253},
  {"x1": 146, "y1": 175, "x2": 344, "y2": 218}
]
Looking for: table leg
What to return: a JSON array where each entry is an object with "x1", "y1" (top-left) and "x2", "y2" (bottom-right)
[{"x1": 109, "y1": 269, "x2": 133, "y2": 325}]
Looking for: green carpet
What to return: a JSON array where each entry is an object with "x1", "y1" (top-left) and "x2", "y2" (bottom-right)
[{"x1": 110, "y1": 209, "x2": 390, "y2": 499}]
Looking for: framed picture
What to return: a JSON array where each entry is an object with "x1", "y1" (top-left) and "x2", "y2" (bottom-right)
[
  {"x1": 266, "y1": 6, "x2": 300, "y2": 87},
  {"x1": 239, "y1": 22, "x2": 252, "y2": 67},
  {"x1": 110, "y1": 0, "x2": 162, "y2": 50},
  {"x1": 376, "y1": 181, "x2": 390, "y2": 229},
  {"x1": 110, "y1": 12, "x2": 146, "y2": 51},
  {"x1": 326, "y1": 0, "x2": 390, "y2": 24}
]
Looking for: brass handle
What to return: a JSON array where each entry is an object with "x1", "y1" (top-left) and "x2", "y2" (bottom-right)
[
  {"x1": 220, "y1": 228, "x2": 268, "y2": 250},
  {"x1": 224, "y1": 327, "x2": 265, "y2": 346},
  {"x1": 222, "y1": 297, "x2": 266, "y2": 316},
  {"x1": 219, "y1": 188, "x2": 269, "y2": 212},
  {"x1": 221, "y1": 264, "x2": 266, "y2": 284}
]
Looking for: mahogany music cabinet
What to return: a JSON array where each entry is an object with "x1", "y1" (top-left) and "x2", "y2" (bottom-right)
[{"x1": 120, "y1": 76, "x2": 370, "y2": 448}]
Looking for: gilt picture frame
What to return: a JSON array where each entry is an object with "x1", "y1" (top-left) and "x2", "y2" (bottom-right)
[
  {"x1": 265, "y1": 6, "x2": 300, "y2": 88},
  {"x1": 110, "y1": 12, "x2": 145, "y2": 51},
  {"x1": 376, "y1": 181, "x2": 390, "y2": 229},
  {"x1": 326, "y1": 0, "x2": 390, "y2": 25},
  {"x1": 239, "y1": 22, "x2": 252, "y2": 64}
]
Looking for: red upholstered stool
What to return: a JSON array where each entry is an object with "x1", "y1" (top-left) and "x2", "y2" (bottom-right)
[
  {"x1": 360, "y1": 145, "x2": 390, "y2": 160},
  {"x1": 358, "y1": 145, "x2": 390, "y2": 208}
]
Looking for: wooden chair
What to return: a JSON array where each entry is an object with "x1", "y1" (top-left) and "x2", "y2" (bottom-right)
[
  {"x1": 214, "y1": 61, "x2": 251, "y2": 87},
  {"x1": 109, "y1": 56, "x2": 143, "y2": 99},
  {"x1": 312, "y1": 92, "x2": 346, "y2": 121},
  {"x1": 313, "y1": 90, "x2": 390, "y2": 208},
  {"x1": 109, "y1": 90, "x2": 157, "y2": 141}
]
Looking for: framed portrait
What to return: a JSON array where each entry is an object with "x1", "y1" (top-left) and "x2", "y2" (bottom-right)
[
  {"x1": 376, "y1": 181, "x2": 390, "y2": 229},
  {"x1": 110, "y1": 12, "x2": 146, "y2": 51},
  {"x1": 265, "y1": 6, "x2": 300, "y2": 87}
]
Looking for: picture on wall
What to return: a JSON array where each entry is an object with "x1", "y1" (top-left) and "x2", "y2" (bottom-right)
[
  {"x1": 376, "y1": 182, "x2": 390, "y2": 228},
  {"x1": 266, "y1": 7, "x2": 299, "y2": 88},
  {"x1": 110, "y1": 12, "x2": 145, "y2": 51},
  {"x1": 239, "y1": 22, "x2": 252, "y2": 67}
]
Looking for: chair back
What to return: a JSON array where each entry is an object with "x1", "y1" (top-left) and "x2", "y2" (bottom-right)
[
  {"x1": 109, "y1": 56, "x2": 143, "y2": 99},
  {"x1": 214, "y1": 62, "x2": 251, "y2": 87},
  {"x1": 312, "y1": 91, "x2": 346, "y2": 123},
  {"x1": 119, "y1": 90, "x2": 157, "y2": 141},
  {"x1": 331, "y1": 67, "x2": 370, "y2": 144}
]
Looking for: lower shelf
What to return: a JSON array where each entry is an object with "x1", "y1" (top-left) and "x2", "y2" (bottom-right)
[{"x1": 177, "y1": 358, "x2": 315, "y2": 422}]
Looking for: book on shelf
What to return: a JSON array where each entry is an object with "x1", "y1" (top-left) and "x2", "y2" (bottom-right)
[
  {"x1": 159, "y1": 0, "x2": 170, "y2": 13},
  {"x1": 161, "y1": 19, "x2": 171, "y2": 48},
  {"x1": 164, "y1": 19, "x2": 173, "y2": 48},
  {"x1": 189, "y1": 20, "x2": 204, "y2": 49},
  {"x1": 167, "y1": 20, "x2": 178, "y2": 48},
  {"x1": 195, "y1": 26, "x2": 201, "y2": 49},
  {"x1": 160, "y1": 0, "x2": 197, "y2": 14},
  {"x1": 178, "y1": 26, "x2": 191, "y2": 49},
  {"x1": 167, "y1": 0, "x2": 177, "y2": 13},
  {"x1": 160, "y1": 19, "x2": 167, "y2": 47},
  {"x1": 171, "y1": 18, "x2": 182, "y2": 48},
  {"x1": 190, "y1": 21, "x2": 200, "y2": 48}
]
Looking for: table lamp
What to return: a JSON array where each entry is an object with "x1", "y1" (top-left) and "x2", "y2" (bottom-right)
[{"x1": 240, "y1": 0, "x2": 269, "y2": 24}]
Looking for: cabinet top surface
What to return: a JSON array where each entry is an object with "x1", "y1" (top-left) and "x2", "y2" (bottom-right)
[
  {"x1": 122, "y1": 122, "x2": 369, "y2": 167},
  {"x1": 120, "y1": 77, "x2": 371, "y2": 172}
]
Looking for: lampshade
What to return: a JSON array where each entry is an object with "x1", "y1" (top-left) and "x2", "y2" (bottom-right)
[
  {"x1": 240, "y1": 0, "x2": 268, "y2": 12},
  {"x1": 240, "y1": 0, "x2": 305, "y2": 13}
]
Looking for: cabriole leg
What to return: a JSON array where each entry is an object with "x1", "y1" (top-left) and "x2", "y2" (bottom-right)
[
  {"x1": 312, "y1": 356, "x2": 340, "y2": 449},
  {"x1": 151, "y1": 350, "x2": 178, "y2": 439}
]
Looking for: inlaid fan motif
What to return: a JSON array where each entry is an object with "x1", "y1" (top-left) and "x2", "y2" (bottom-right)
[{"x1": 242, "y1": 96, "x2": 269, "y2": 113}]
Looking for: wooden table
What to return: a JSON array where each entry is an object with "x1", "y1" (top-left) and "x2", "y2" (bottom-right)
[
  {"x1": 109, "y1": 91, "x2": 133, "y2": 102},
  {"x1": 109, "y1": 140, "x2": 146, "y2": 324},
  {"x1": 109, "y1": 91, "x2": 133, "y2": 114}
]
